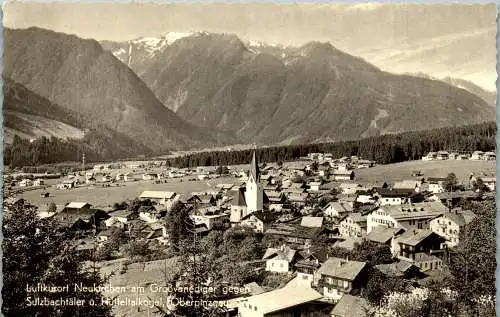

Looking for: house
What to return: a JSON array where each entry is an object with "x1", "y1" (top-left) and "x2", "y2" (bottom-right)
[
  {"x1": 295, "y1": 249, "x2": 328, "y2": 287},
  {"x1": 470, "y1": 151, "x2": 484, "y2": 160},
  {"x1": 323, "y1": 202, "x2": 353, "y2": 219},
  {"x1": 374, "y1": 261, "x2": 423, "y2": 279},
  {"x1": 139, "y1": 205, "x2": 166, "y2": 223},
  {"x1": 393, "y1": 180, "x2": 422, "y2": 193},
  {"x1": 367, "y1": 202, "x2": 447, "y2": 233},
  {"x1": 57, "y1": 180, "x2": 76, "y2": 189},
  {"x1": 240, "y1": 210, "x2": 275, "y2": 233},
  {"x1": 356, "y1": 190, "x2": 375, "y2": 204},
  {"x1": 429, "y1": 210, "x2": 476, "y2": 247},
  {"x1": 237, "y1": 277, "x2": 324, "y2": 317},
  {"x1": 100, "y1": 175, "x2": 112, "y2": 183},
  {"x1": 52, "y1": 207, "x2": 109, "y2": 236},
  {"x1": 124, "y1": 173, "x2": 134, "y2": 182},
  {"x1": 142, "y1": 173, "x2": 158, "y2": 181},
  {"x1": 421, "y1": 152, "x2": 437, "y2": 161},
  {"x1": 300, "y1": 216, "x2": 324, "y2": 228},
  {"x1": 105, "y1": 209, "x2": 139, "y2": 229},
  {"x1": 316, "y1": 257, "x2": 368, "y2": 301},
  {"x1": 287, "y1": 193, "x2": 309, "y2": 207},
  {"x1": 436, "y1": 151, "x2": 449, "y2": 160},
  {"x1": 483, "y1": 151, "x2": 496, "y2": 160},
  {"x1": 33, "y1": 178, "x2": 45, "y2": 186},
  {"x1": 197, "y1": 173, "x2": 209, "y2": 180},
  {"x1": 115, "y1": 173, "x2": 125, "y2": 181},
  {"x1": 372, "y1": 188, "x2": 414, "y2": 206},
  {"x1": 366, "y1": 226, "x2": 406, "y2": 256},
  {"x1": 97, "y1": 227, "x2": 117, "y2": 244},
  {"x1": 187, "y1": 194, "x2": 217, "y2": 208},
  {"x1": 330, "y1": 295, "x2": 372, "y2": 317},
  {"x1": 481, "y1": 177, "x2": 496, "y2": 191},
  {"x1": 338, "y1": 182, "x2": 360, "y2": 195},
  {"x1": 86, "y1": 177, "x2": 96, "y2": 185},
  {"x1": 426, "y1": 177, "x2": 447, "y2": 194},
  {"x1": 308, "y1": 181, "x2": 322, "y2": 192},
  {"x1": 395, "y1": 229, "x2": 447, "y2": 271},
  {"x1": 338, "y1": 213, "x2": 367, "y2": 238},
  {"x1": 336, "y1": 194, "x2": 357, "y2": 209},
  {"x1": 62, "y1": 202, "x2": 92, "y2": 213},
  {"x1": 433, "y1": 191, "x2": 479, "y2": 206},
  {"x1": 138, "y1": 191, "x2": 179, "y2": 210},
  {"x1": 263, "y1": 245, "x2": 298, "y2": 273},
  {"x1": 332, "y1": 170, "x2": 355, "y2": 181}
]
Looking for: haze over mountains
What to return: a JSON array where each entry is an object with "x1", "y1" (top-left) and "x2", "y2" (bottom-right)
[{"x1": 3, "y1": 26, "x2": 495, "y2": 155}]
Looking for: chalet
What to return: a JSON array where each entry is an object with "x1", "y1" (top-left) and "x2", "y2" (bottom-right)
[
  {"x1": 374, "y1": 261, "x2": 423, "y2": 279},
  {"x1": 483, "y1": 151, "x2": 496, "y2": 160},
  {"x1": 330, "y1": 295, "x2": 372, "y2": 317},
  {"x1": 124, "y1": 173, "x2": 134, "y2": 182},
  {"x1": 100, "y1": 175, "x2": 112, "y2": 183},
  {"x1": 63, "y1": 202, "x2": 92, "y2": 213},
  {"x1": 395, "y1": 229, "x2": 446, "y2": 271},
  {"x1": 197, "y1": 173, "x2": 209, "y2": 180},
  {"x1": 481, "y1": 177, "x2": 496, "y2": 191},
  {"x1": 470, "y1": 151, "x2": 484, "y2": 160},
  {"x1": 336, "y1": 194, "x2": 357, "y2": 209},
  {"x1": 263, "y1": 245, "x2": 298, "y2": 273},
  {"x1": 429, "y1": 210, "x2": 476, "y2": 247},
  {"x1": 422, "y1": 152, "x2": 437, "y2": 161},
  {"x1": 339, "y1": 182, "x2": 360, "y2": 195},
  {"x1": 308, "y1": 181, "x2": 322, "y2": 192},
  {"x1": 436, "y1": 151, "x2": 450, "y2": 160},
  {"x1": 317, "y1": 165, "x2": 330, "y2": 177},
  {"x1": 138, "y1": 191, "x2": 179, "y2": 210},
  {"x1": 323, "y1": 201, "x2": 353, "y2": 219},
  {"x1": 426, "y1": 177, "x2": 447, "y2": 194},
  {"x1": 57, "y1": 180, "x2": 75, "y2": 189},
  {"x1": 86, "y1": 177, "x2": 96, "y2": 185},
  {"x1": 356, "y1": 190, "x2": 376, "y2": 204},
  {"x1": 52, "y1": 206, "x2": 109, "y2": 236},
  {"x1": 237, "y1": 277, "x2": 324, "y2": 317},
  {"x1": 433, "y1": 191, "x2": 479, "y2": 205},
  {"x1": 316, "y1": 257, "x2": 368, "y2": 301},
  {"x1": 240, "y1": 210, "x2": 275, "y2": 233},
  {"x1": 332, "y1": 170, "x2": 355, "y2": 181},
  {"x1": 366, "y1": 226, "x2": 406, "y2": 256},
  {"x1": 142, "y1": 173, "x2": 158, "y2": 181},
  {"x1": 287, "y1": 193, "x2": 309, "y2": 207},
  {"x1": 105, "y1": 209, "x2": 139, "y2": 229},
  {"x1": 115, "y1": 173, "x2": 125, "y2": 181},
  {"x1": 33, "y1": 178, "x2": 45, "y2": 186},
  {"x1": 295, "y1": 249, "x2": 328, "y2": 287},
  {"x1": 338, "y1": 213, "x2": 367, "y2": 238},
  {"x1": 97, "y1": 227, "x2": 117, "y2": 244},
  {"x1": 367, "y1": 202, "x2": 447, "y2": 233},
  {"x1": 372, "y1": 188, "x2": 414, "y2": 206},
  {"x1": 186, "y1": 194, "x2": 217, "y2": 208}
]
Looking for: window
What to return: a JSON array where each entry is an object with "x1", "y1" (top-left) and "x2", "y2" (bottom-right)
[
  {"x1": 254, "y1": 307, "x2": 257, "y2": 311},
  {"x1": 343, "y1": 281, "x2": 349, "y2": 289}
]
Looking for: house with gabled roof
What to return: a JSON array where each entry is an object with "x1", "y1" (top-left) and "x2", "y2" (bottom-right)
[
  {"x1": 330, "y1": 294, "x2": 372, "y2": 317},
  {"x1": 139, "y1": 191, "x2": 179, "y2": 210},
  {"x1": 338, "y1": 213, "x2": 367, "y2": 238},
  {"x1": 316, "y1": 257, "x2": 368, "y2": 301},
  {"x1": 323, "y1": 201, "x2": 353, "y2": 219},
  {"x1": 295, "y1": 249, "x2": 328, "y2": 287},
  {"x1": 366, "y1": 226, "x2": 406, "y2": 256},
  {"x1": 395, "y1": 229, "x2": 446, "y2": 271},
  {"x1": 240, "y1": 210, "x2": 275, "y2": 233},
  {"x1": 375, "y1": 261, "x2": 423, "y2": 279},
  {"x1": 263, "y1": 245, "x2": 298, "y2": 273},
  {"x1": 300, "y1": 216, "x2": 324, "y2": 228},
  {"x1": 429, "y1": 210, "x2": 476, "y2": 247}
]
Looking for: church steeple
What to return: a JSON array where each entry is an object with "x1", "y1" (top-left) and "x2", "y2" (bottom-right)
[{"x1": 249, "y1": 151, "x2": 260, "y2": 182}]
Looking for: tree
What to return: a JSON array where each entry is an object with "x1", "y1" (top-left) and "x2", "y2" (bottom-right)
[
  {"x1": 443, "y1": 173, "x2": 458, "y2": 191},
  {"x1": 448, "y1": 200, "x2": 495, "y2": 311},
  {"x1": 48, "y1": 202, "x2": 57, "y2": 214},
  {"x1": 164, "y1": 202, "x2": 195, "y2": 251},
  {"x1": 471, "y1": 177, "x2": 488, "y2": 193},
  {"x1": 121, "y1": 240, "x2": 149, "y2": 259},
  {"x1": 215, "y1": 165, "x2": 229, "y2": 176},
  {"x1": 2, "y1": 199, "x2": 113, "y2": 317}
]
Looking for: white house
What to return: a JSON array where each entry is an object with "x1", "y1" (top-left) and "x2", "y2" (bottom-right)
[
  {"x1": 429, "y1": 210, "x2": 476, "y2": 247},
  {"x1": 19, "y1": 179, "x2": 33, "y2": 187},
  {"x1": 33, "y1": 179, "x2": 45, "y2": 186},
  {"x1": 263, "y1": 246, "x2": 297, "y2": 273},
  {"x1": 323, "y1": 201, "x2": 353, "y2": 219},
  {"x1": 470, "y1": 151, "x2": 484, "y2": 160},
  {"x1": 138, "y1": 191, "x2": 179, "y2": 210},
  {"x1": 426, "y1": 177, "x2": 447, "y2": 194},
  {"x1": 367, "y1": 202, "x2": 447, "y2": 233},
  {"x1": 339, "y1": 213, "x2": 367, "y2": 237}
]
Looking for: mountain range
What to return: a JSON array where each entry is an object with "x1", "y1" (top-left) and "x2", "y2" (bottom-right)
[
  {"x1": 101, "y1": 32, "x2": 494, "y2": 145},
  {"x1": 3, "y1": 27, "x2": 495, "y2": 156}
]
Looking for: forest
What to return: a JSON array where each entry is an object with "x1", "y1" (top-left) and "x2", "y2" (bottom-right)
[{"x1": 4, "y1": 121, "x2": 496, "y2": 169}]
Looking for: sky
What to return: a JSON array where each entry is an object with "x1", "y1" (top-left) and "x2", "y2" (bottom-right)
[{"x1": 3, "y1": 2, "x2": 497, "y2": 91}]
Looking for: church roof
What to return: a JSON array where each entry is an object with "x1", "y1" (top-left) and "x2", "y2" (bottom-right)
[
  {"x1": 250, "y1": 151, "x2": 260, "y2": 182},
  {"x1": 231, "y1": 188, "x2": 247, "y2": 207}
]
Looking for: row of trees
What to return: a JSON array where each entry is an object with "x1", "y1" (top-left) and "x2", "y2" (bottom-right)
[{"x1": 165, "y1": 121, "x2": 496, "y2": 168}]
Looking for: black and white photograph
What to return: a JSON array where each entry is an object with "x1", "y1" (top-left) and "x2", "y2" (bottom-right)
[{"x1": 2, "y1": 2, "x2": 497, "y2": 317}]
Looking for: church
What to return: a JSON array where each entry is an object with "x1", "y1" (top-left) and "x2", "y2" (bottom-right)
[{"x1": 230, "y1": 151, "x2": 268, "y2": 224}]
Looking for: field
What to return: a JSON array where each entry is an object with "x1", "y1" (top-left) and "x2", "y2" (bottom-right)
[
  {"x1": 355, "y1": 159, "x2": 495, "y2": 184},
  {"x1": 20, "y1": 176, "x2": 238, "y2": 210}
]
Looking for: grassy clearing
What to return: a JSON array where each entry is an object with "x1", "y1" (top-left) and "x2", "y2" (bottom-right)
[{"x1": 355, "y1": 160, "x2": 495, "y2": 184}]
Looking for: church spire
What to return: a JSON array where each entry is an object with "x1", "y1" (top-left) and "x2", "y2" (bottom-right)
[{"x1": 250, "y1": 151, "x2": 259, "y2": 182}]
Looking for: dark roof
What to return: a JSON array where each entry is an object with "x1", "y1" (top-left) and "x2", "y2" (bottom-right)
[
  {"x1": 396, "y1": 229, "x2": 445, "y2": 246},
  {"x1": 266, "y1": 223, "x2": 323, "y2": 240},
  {"x1": 375, "y1": 261, "x2": 419, "y2": 277},
  {"x1": 374, "y1": 188, "x2": 415, "y2": 197},
  {"x1": 249, "y1": 151, "x2": 260, "y2": 182},
  {"x1": 241, "y1": 210, "x2": 277, "y2": 224}
]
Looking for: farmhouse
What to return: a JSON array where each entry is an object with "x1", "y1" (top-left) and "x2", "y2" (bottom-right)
[
  {"x1": 263, "y1": 245, "x2": 298, "y2": 273},
  {"x1": 138, "y1": 191, "x2": 179, "y2": 210},
  {"x1": 338, "y1": 213, "x2": 367, "y2": 238},
  {"x1": 332, "y1": 170, "x2": 355, "y2": 181},
  {"x1": 429, "y1": 210, "x2": 476, "y2": 247},
  {"x1": 395, "y1": 229, "x2": 446, "y2": 271},
  {"x1": 316, "y1": 257, "x2": 368, "y2": 301},
  {"x1": 323, "y1": 201, "x2": 354, "y2": 219},
  {"x1": 57, "y1": 180, "x2": 75, "y2": 189}
]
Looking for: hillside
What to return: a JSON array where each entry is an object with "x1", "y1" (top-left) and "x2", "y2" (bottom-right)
[
  {"x1": 3, "y1": 27, "x2": 237, "y2": 153},
  {"x1": 106, "y1": 33, "x2": 494, "y2": 145}
]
